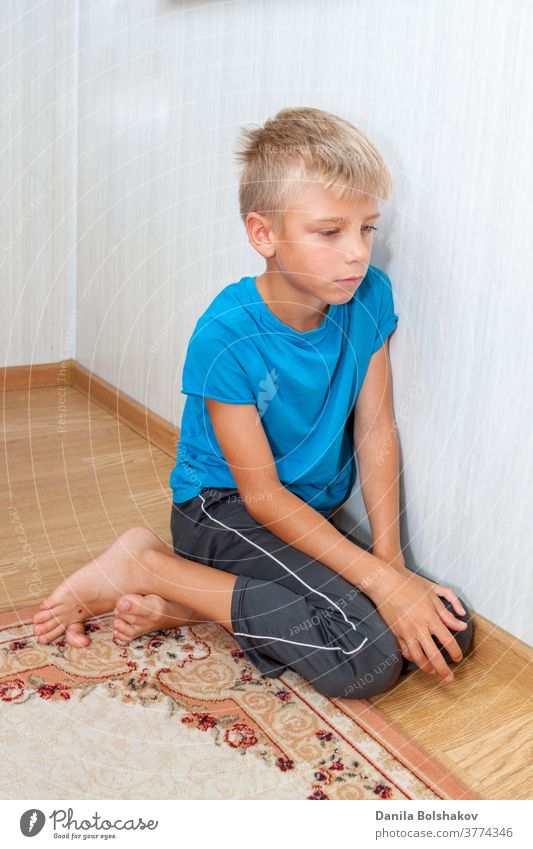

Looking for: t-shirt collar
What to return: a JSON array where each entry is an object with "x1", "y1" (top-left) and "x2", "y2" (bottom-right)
[{"x1": 243, "y1": 276, "x2": 338, "y2": 342}]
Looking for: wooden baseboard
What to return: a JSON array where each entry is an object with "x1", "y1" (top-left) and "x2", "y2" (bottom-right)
[
  {"x1": 1, "y1": 360, "x2": 73, "y2": 390},
  {"x1": 3, "y1": 361, "x2": 532, "y2": 669},
  {"x1": 69, "y1": 360, "x2": 179, "y2": 458}
]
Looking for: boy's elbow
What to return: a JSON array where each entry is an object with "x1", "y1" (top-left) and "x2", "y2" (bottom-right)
[{"x1": 237, "y1": 480, "x2": 282, "y2": 519}]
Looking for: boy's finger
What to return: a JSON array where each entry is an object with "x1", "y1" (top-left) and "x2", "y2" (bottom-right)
[
  {"x1": 418, "y1": 632, "x2": 455, "y2": 682},
  {"x1": 433, "y1": 597, "x2": 468, "y2": 632},
  {"x1": 434, "y1": 585, "x2": 466, "y2": 616},
  {"x1": 433, "y1": 622, "x2": 463, "y2": 663},
  {"x1": 407, "y1": 640, "x2": 441, "y2": 677},
  {"x1": 447, "y1": 613, "x2": 469, "y2": 631},
  {"x1": 398, "y1": 637, "x2": 410, "y2": 659}
]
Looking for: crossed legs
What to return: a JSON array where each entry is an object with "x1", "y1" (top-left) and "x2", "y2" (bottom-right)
[{"x1": 32, "y1": 527, "x2": 238, "y2": 647}]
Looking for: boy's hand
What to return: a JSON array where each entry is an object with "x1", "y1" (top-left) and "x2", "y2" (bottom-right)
[{"x1": 368, "y1": 567, "x2": 469, "y2": 682}]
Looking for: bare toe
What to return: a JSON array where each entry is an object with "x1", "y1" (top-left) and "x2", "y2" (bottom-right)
[
  {"x1": 114, "y1": 593, "x2": 147, "y2": 616},
  {"x1": 33, "y1": 619, "x2": 59, "y2": 637},
  {"x1": 114, "y1": 593, "x2": 165, "y2": 623},
  {"x1": 33, "y1": 608, "x2": 56, "y2": 625},
  {"x1": 113, "y1": 621, "x2": 135, "y2": 642},
  {"x1": 65, "y1": 623, "x2": 91, "y2": 647},
  {"x1": 37, "y1": 623, "x2": 65, "y2": 644}
]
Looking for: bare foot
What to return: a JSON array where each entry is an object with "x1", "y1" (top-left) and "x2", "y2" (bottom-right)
[
  {"x1": 32, "y1": 527, "x2": 162, "y2": 647},
  {"x1": 112, "y1": 593, "x2": 197, "y2": 643}
]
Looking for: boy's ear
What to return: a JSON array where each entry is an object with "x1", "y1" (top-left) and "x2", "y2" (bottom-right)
[{"x1": 245, "y1": 212, "x2": 277, "y2": 258}]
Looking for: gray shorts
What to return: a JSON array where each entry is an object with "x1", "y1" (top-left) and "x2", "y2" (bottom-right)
[{"x1": 170, "y1": 487, "x2": 474, "y2": 699}]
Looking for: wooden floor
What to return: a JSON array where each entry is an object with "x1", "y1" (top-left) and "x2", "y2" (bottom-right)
[{"x1": 1, "y1": 385, "x2": 532, "y2": 800}]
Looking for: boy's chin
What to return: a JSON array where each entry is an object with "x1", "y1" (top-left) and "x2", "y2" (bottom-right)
[
  {"x1": 302, "y1": 280, "x2": 358, "y2": 303},
  {"x1": 330, "y1": 284, "x2": 358, "y2": 299}
]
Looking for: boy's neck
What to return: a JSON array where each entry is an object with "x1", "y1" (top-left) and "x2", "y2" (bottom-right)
[{"x1": 255, "y1": 262, "x2": 330, "y2": 333}]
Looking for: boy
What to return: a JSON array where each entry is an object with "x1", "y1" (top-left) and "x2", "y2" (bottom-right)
[{"x1": 33, "y1": 107, "x2": 473, "y2": 700}]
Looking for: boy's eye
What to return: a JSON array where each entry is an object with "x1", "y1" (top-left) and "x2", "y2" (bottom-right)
[{"x1": 319, "y1": 226, "x2": 378, "y2": 238}]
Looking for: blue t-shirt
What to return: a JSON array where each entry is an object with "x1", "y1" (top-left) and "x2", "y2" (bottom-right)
[{"x1": 169, "y1": 265, "x2": 399, "y2": 516}]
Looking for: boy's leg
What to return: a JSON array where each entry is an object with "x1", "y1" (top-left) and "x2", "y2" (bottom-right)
[
  {"x1": 31, "y1": 516, "x2": 392, "y2": 700},
  {"x1": 32, "y1": 509, "x2": 397, "y2": 698},
  {"x1": 168, "y1": 488, "x2": 473, "y2": 696},
  {"x1": 34, "y1": 488, "x2": 472, "y2": 699},
  {"x1": 110, "y1": 504, "x2": 372, "y2": 645},
  {"x1": 32, "y1": 526, "x2": 239, "y2": 647},
  {"x1": 168, "y1": 489, "x2": 405, "y2": 698}
]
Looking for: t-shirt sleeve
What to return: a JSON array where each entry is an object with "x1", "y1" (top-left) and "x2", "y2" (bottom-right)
[
  {"x1": 371, "y1": 272, "x2": 399, "y2": 354},
  {"x1": 181, "y1": 322, "x2": 257, "y2": 404}
]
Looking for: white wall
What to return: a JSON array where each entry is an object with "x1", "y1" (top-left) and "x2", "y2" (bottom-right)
[
  {"x1": 0, "y1": 0, "x2": 78, "y2": 367},
  {"x1": 4, "y1": 1, "x2": 532, "y2": 644}
]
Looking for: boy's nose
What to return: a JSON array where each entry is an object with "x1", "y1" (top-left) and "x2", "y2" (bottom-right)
[{"x1": 343, "y1": 244, "x2": 369, "y2": 263}]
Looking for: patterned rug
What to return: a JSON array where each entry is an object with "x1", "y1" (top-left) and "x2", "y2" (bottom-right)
[{"x1": 0, "y1": 604, "x2": 478, "y2": 800}]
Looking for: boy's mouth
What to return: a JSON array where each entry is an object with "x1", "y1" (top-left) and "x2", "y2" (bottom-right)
[{"x1": 336, "y1": 276, "x2": 364, "y2": 288}]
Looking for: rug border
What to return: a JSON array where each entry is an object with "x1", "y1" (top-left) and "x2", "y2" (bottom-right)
[{"x1": 333, "y1": 696, "x2": 480, "y2": 800}]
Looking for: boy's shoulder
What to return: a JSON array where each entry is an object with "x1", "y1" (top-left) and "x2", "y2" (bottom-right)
[
  {"x1": 189, "y1": 276, "x2": 256, "y2": 340},
  {"x1": 199, "y1": 277, "x2": 249, "y2": 323}
]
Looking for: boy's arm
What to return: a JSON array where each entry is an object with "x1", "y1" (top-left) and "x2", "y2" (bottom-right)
[
  {"x1": 206, "y1": 394, "x2": 468, "y2": 681},
  {"x1": 353, "y1": 339, "x2": 405, "y2": 568},
  {"x1": 205, "y1": 397, "x2": 394, "y2": 599}
]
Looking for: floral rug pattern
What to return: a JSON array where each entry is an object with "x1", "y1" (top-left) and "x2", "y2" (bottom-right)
[{"x1": 0, "y1": 606, "x2": 477, "y2": 800}]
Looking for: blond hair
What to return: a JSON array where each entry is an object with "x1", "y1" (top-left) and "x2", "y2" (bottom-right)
[{"x1": 234, "y1": 107, "x2": 392, "y2": 231}]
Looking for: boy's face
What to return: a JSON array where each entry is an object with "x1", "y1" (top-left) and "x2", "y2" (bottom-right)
[{"x1": 256, "y1": 184, "x2": 381, "y2": 305}]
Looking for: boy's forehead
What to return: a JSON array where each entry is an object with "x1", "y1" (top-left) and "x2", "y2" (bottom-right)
[
  {"x1": 287, "y1": 186, "x2": 380, "y2": 219},
  {"x1": 312, "y1": 211, "x2": 380, "y2": 222},
  {"x1": 292, "y1": 204, "x2": 381, "y2": 222}
]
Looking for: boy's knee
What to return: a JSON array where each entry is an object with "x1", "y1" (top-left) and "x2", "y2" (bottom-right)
[
  {"x1": 315, "y1": 597, "x2": 475, "y2": 699},
  {"x1": 313, "y1": 640, "x2": 403, "y2": 700}
]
